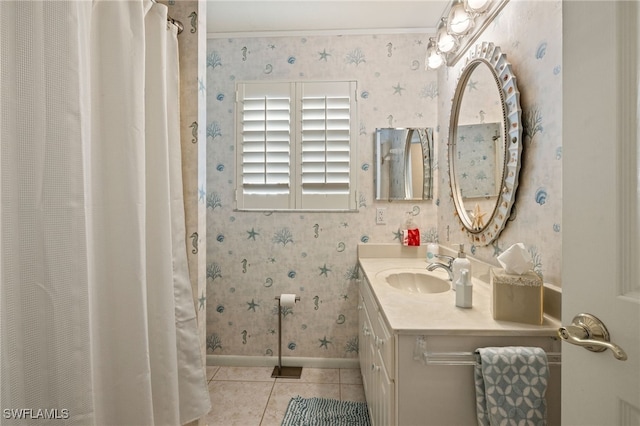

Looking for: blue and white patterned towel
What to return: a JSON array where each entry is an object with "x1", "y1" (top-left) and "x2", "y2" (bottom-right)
[{"x1": 474, "y1": 346, "x2": 549, "y2": 426}]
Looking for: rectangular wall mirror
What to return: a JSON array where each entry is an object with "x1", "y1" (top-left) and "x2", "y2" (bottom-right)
[{"x1": 375, "y1": 127, "x2": 433, "y2": 201}]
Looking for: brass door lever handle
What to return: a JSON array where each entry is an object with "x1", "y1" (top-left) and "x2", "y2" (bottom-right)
[{"x1": 558, "y1": 313, "x2": 627, "y2": 361}]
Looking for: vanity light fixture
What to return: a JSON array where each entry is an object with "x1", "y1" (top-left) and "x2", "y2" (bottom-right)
[
  {"x1": 424, "y1": 0, "x2": 508, "y2": 70},
  {"x1": 447, "y1": 1, "x2": 474, "y2": 36},
  {"x1": 425, "y1": 37, "x2": 445, "y2": 70}
]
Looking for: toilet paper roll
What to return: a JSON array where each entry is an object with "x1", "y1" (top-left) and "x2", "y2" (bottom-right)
[{"x1": 280, "y1": 293, "x2": 297, "y2": 307}]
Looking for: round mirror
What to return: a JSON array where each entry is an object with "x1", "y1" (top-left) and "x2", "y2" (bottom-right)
[{"x1": 449, "y1": 42, "x2": 522, "y2": 245}]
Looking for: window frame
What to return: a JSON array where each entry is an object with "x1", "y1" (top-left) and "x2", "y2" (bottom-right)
[{"x1": 235, "y1": 80, "x2": 358, "y2": 212}]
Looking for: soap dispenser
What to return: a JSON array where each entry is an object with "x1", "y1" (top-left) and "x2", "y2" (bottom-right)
[
  {"x1": 426, "y1": 241, "x2": 439, "y2": 263},
  {"x1": 451, "y1": 244, "x2": 471, "y2": 291},
  {"x1": 455, "y1": 269, "x2": 472, "y2": 308}
]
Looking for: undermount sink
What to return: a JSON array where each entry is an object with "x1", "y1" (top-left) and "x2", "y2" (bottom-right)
[{"x1": 376, "y1": 268, "x2": 451, "y2": 294}]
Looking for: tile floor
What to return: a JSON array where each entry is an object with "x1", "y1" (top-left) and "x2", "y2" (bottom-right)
[{"x1": 205, "y1": 365, "x2": 366, "y2": 426}]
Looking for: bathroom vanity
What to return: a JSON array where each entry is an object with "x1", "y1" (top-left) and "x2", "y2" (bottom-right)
[{"x1": 357, "y1": 244, "x2": 561, "y2": 426}]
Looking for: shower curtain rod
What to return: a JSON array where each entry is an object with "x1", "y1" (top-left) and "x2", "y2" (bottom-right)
[
  {"x1": 168, "y1": 16, "x2": 184, "y2": 35},
  {"x1": 151, "y1": 0, "x2": 184, "y2": 34}
]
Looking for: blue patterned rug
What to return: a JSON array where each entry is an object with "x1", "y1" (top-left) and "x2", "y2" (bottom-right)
[{"x1": 281, "y1": 396, "x2": 371, "y2": 426}]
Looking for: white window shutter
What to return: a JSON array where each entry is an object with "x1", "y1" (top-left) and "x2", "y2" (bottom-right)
[
  {"x1": 236, "y1": 81, "x2": 357, "y2": 211},
  {"x1": 297, "y1": 81, "x2": 357, "y2": 210},
  {"x1": 236, "y1": 83, "x2": 294, "y2": 210}
]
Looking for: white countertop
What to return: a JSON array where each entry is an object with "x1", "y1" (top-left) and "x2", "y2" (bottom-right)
[{"x1": 358, "y1": 248, "x2": 561, "y2": 336}]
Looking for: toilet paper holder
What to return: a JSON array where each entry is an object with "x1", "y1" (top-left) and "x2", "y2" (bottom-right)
[{"x1": 271, "y1": 294, "x2": 303, "y2": 379}]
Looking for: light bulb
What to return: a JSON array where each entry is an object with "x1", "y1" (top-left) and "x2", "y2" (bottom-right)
[
  {"x1": 435, "y1": 19, "x2": 458, "y2": 54},
  {"x1": 448, "y1": 3, "x2": 474, "y2": 36},
  {"x1": 465, "y1": 0, "x2": 491, "y2": 14},
  {"x1": 426, "y1": 50, "x2": 444, "y2": 70},
  {"x1": 425, "y1": 38, "x2": 444, "y2": 70}
]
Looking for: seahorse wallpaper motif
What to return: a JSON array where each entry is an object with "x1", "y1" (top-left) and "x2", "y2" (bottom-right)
[{"x1": 206, "y1": 33, "x2": 439, "y2": 358}]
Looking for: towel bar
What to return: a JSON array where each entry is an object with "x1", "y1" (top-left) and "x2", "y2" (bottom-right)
[{"x1": 422, "y1": 351, "x2": 562, "y2": 366}]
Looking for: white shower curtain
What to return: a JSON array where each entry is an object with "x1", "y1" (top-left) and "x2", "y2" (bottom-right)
[{"x1": 0, "y1": 1, "x2": 211, "y2": 425}]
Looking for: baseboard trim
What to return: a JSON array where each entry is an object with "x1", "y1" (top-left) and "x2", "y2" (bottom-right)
[{"x1": 207, "y1": 355, "x2": 360, "y2": 369}]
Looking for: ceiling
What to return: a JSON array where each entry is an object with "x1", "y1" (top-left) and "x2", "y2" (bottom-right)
[{"x1": 206, "y1": 1, "x2": 450, "y2": 36}]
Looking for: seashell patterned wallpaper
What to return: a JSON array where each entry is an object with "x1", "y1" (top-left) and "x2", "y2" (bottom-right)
[
  {"x1": 205, "y1": 0, "x2": 562, "y2": 360},
  {"x1": 206, "y1": 32, "x2": 440, "y2": 359}
]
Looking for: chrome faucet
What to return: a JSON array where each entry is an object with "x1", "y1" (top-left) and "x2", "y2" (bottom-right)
[{"x1": 426, "y1": 254, "x2": 455, "y2": 281}]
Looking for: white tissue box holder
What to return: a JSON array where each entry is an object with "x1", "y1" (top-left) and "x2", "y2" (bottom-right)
[{"x1": 490, "y1": 267, "x2": 543, "y2": 325}]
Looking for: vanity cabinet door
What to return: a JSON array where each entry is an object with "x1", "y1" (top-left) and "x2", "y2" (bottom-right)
[
  {"x1": 358, "y1": 274, "x2": 397, "y2": 426},
  {"x1": 376, "y1": 352, "x2": 395, "y2": 426},
  {"x1": 369, "y1": 347, "x2": 394, "y2": 426},
  {"x1": 358, "y1": 293, "x2": 373, "y2": 398}
]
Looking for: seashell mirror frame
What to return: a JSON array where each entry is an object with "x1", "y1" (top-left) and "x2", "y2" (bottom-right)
[{"x1": 448, "y1": 42, "x2": 523, "y2": 246}]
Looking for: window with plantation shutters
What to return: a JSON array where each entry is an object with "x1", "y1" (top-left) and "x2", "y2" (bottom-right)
[
  {"x1": 236, "y1": 82, "x2": 294, "y2": 210},
  {"x1": 236, "y1": 81, "x2": 357, "y2": 211}
]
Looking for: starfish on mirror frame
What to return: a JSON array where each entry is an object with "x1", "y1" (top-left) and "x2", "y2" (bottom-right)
[{"x1": 471, "y1": 203, "x2": 486, "y2": 230}]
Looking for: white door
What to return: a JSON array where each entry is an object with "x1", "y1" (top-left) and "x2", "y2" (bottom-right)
[{"x1": 563, "y1": 1, "x2": 640, "y2": 424}]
